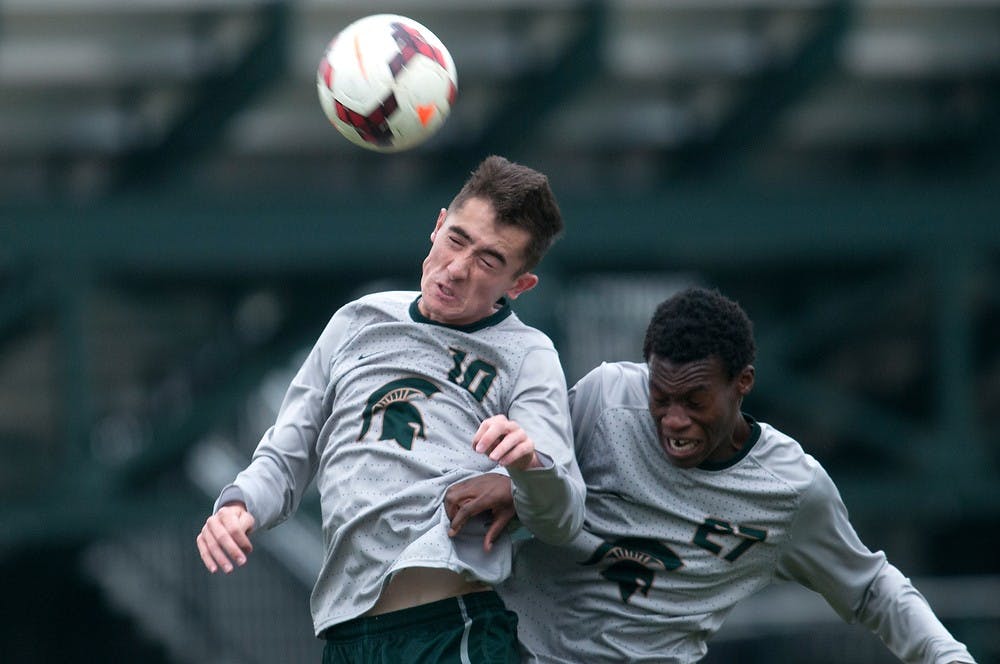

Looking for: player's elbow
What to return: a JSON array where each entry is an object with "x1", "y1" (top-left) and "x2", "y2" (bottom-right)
[
  {"x1": 510, "y1": 470, "x2": 586, "y2": 544},
  {"x1": 520, "y1": 493, "x2": 585, "y2": 545},
  {"x1": 536, "y1": 506, "x2": 585, "y2": 545}
]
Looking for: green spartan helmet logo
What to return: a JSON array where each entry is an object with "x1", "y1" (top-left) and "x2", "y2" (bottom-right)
[
  {"x1": 581, "y1": 537, "x2": 683, "y2": 603},
  {"x1": 358, "y1": 378, "x2": 441, "y2": 450}
]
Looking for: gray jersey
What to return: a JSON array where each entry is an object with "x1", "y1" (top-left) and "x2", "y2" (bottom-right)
[
  {"x1": 499, "y1": 361, "x2": 974, "y2": 664},
  {"x1": 217, "y1": 291, "x2": 585, "y2": 636}
]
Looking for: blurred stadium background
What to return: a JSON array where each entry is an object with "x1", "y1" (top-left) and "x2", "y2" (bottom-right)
[{"x1": 1, "y1": 0, "x2": 998, "y2": 662}]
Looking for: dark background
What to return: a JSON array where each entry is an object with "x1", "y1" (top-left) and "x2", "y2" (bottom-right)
[{"x1": 1, "y1": 1, "x2": 997, "y2": 662}]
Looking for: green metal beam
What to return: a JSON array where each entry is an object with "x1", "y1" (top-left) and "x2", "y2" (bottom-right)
[
  {"x1": 52, "y1": 260, "x2": 94, "y2": 470},
  {"x1": 3, "y1": 183, "x2": 998, "y2": 275},
  {"x1": 929, "y1": 249, "x2": 981, "y2": 468}
]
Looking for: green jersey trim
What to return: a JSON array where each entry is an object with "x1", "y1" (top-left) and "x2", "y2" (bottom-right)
[
  {"x1": 697, "y1": 414, "x2": 761, "y2": 471},
  {"x1": 409, "y1": 296, "x2": 514, "y2": 332}
]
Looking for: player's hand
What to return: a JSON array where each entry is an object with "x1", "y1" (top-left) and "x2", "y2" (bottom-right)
[
  {"x1": 196, "y1": 501, "x2": 255, "y2": 574},
  {"x1": 473, "y1": 414, "x2": 542, "y2": 471},
  {"x1": 445, "y1": 474, "x2": 516, "y2": 552}
]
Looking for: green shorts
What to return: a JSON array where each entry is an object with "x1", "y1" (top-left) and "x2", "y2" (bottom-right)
[{"x1": 321, "y1": 591, "x2": 520, "y2": 664}]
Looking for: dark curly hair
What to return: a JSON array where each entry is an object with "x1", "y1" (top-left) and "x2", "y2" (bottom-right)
[
  {"x1": 642, "y1": 287, "x2": 756, "y2": 380},
  {"x1": 448, "y1": 155, "x2": 564, "y2": 271}
]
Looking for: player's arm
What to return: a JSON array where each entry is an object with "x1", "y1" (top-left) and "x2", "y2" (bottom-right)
[
  {"x1": 195, "y1": 310, "x2": 348, "y2": 572},
  {"x1": 473, "y1": 347, "x2": 585, "y2": 545},
  {"x1": 776, "y1": 466, "x2": 976, "y2": 664},
  {"x1": 455, "y1": 361, "x2": 614, "y2": 549},
  {"x1": 445, "y1": 472, "x2": 516, "y2": 551}
]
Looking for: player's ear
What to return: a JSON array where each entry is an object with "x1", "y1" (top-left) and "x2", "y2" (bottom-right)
[
  {"x1": 737, "y1": 365, "x2": 755, "y2": 396},
  {"x1": 506, "y1": 272, "x2": 539, "y2": 300},
  {"x1": 430, "y1": 208, "x2": 447, "y2": 242}
]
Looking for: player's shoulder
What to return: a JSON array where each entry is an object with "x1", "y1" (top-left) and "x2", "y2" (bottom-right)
[
  {"x1": 314, "y1": 291, "x2": 414, "y2": 349},
  {"x1": 500, "y1": 309, "x2": 556, "y2": 344},
  {"x1": 574, "y1": 361, "x2": 648, "y2": 406},
  {"x1": 748, "y1": 420, "x2": 823, "y2": 490},
  {"x1": 352, "y1": 290, "x2": 416, "y2": 307},
  {"x1": 337, "y1": 290, "x2": 416, "y2": 317},
  {"x1": 583, "y1": 360, "x2": 647, "y2": 384}
]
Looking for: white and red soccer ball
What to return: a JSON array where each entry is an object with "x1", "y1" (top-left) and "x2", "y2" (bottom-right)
[{"x1": 316, "y1": 14, "x2": 458, "y2": 153}]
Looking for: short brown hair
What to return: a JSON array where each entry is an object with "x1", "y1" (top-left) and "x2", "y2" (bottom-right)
[{"x1": 449, "y1": 155, "x2": 564, "y2": 271}]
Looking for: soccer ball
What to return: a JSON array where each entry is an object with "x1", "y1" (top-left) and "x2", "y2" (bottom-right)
[{"x1": 316, "y1": 14, "x2": 458, "y2": 153}]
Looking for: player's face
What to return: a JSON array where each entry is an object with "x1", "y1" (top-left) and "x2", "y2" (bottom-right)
[
  {"x1": 418, "y1": 197, "x2": 539, "y2": 326},
  {"x1": 647, "y1": 354, "x2": 754, "y2": 469}
]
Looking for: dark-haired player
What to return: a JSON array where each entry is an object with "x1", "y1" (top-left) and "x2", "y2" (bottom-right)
[
  {"x1": 447, "y1": 287, "x2": 975, "y2": 663},
  {"x1": 196, "y1": 155, "x2": 585, "y2": 663}
]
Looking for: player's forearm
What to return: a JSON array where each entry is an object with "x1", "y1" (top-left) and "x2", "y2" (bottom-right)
[
  {"x1": 225, "y1": 445, "x2": 314, "y2": 530},
  {"x1": 858, "y1": 564, "x2": 976, "y2": 664},
  {"x1": 509, "y1": 456, "x2": 585, "y2": 545}
]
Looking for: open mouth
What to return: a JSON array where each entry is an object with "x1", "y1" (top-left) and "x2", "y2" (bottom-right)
[
  {"x1": 437, "y1": 282, "x2": 458, "y2": 302},
  {"x1": 663, "y1": 437, "x2": 701, "y2": 460}
]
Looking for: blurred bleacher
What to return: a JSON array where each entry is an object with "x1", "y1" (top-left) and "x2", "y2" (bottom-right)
[{"x1": 1, "y1": 1, "x2": 998, "y2": 662}]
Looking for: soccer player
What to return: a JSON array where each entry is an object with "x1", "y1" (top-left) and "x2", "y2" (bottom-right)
[
  {"x1": 446, "y1": 287, "x2": 976, "y2": 663},
  {"x1": 195, "y1": 155, "x2": 586, "y2": 663}
]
